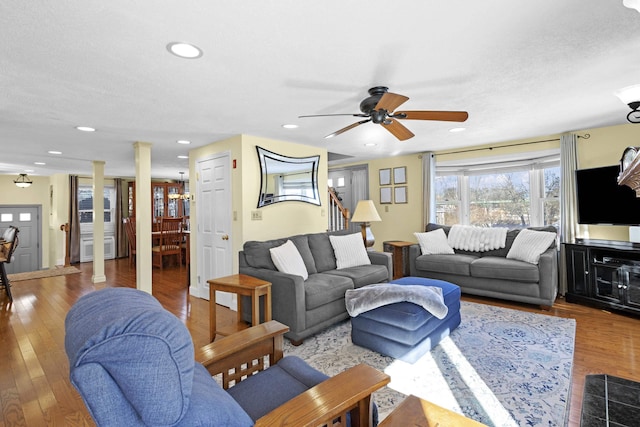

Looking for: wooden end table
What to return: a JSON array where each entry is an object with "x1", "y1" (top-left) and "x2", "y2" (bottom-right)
[
  {"x1": 379, "y1": 395, "x2": 488, "y2": 426},
  {"x1": 383, "y1": 240, "x2": 415, "y2": 280},
  {"x1": 208, "y1": 274, "x2": 272, "y2": 342}
]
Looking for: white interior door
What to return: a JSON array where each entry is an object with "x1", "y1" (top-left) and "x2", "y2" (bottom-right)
[{"x1": 196, "y1": 153, "x2": 233, "y2": 308}]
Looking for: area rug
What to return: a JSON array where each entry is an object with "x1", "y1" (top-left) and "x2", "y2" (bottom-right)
[
  {"x1": 7, "y1": 266, "x2": 81, "y2": 281},
  {"x1": 284, "y1": 301, "x2": 576, "y2": 426}
]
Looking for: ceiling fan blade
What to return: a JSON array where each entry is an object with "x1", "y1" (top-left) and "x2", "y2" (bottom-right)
[
  {"x1": 375, "y1": 92, "x2": 409, "y2": 112},
  {"x1": 381, "y1": 119, "x2": 414, "y2": 141},
  {"x1": 325, "y1": 119, "x2": 371, "y2": 139},
  {"x1": 396, "y1": 110, "x2": 469, "y2": 122},
  {"x1": 299, "y1": 113, "x2": 369, "y2": 118}
]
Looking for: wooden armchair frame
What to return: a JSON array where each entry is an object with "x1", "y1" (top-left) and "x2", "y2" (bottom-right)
[
  {"x1": 196, "y1": 320, "x2": 390, "y2": 427},
  {"x1": 0, "y1": 226, "x2": 19, "y2": 302}
]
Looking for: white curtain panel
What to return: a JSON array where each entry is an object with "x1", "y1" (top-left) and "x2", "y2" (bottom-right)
[
  {"x1": 559, "y1": 133, "x2": 579, "y2": 295},
  {"x1": 421, "y1": 152, "x2": 436, "y2": 231}
]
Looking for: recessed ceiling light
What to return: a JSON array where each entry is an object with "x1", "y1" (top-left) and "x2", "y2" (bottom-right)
[
  {"x1": 177, "y1": 140, "x2": 191, "y2": 145},
  {"x1": 364, "y1": 143, "x2": 377, "y2": 147},
  {"x1": 177, "y1": 155, "x2": 189, "y2": 159},
  {"x1": 24, "y1": 169, "x2": 34, "y2": 173},
  {"x1": 76, "y1": 126, "x2": 96, "y2": 132},
  {"x1": 449, "y1": 127, "x2": 466, "y2": 133},
  {"x1": 166, "y1": 42, "x2": 203, "y2": 59},
  {"x1": 282, "y1": 124, "x2": 298, "y2": 129},
  {"x1": 48, "y1": 150, "x2": 62, "y2": 155},
  {"x1": 34, "y1": 162, "x2": 46, "y2": 165}
]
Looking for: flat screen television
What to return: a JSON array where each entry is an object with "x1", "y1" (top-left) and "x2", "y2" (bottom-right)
[{"x1": 576, "y1": 165, "x2": 640, "y2": 225}]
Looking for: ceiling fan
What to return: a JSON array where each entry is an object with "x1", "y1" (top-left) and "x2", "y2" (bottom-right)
[{"x1": 299, "y1": 86, "x2": 468, "y2": 141}]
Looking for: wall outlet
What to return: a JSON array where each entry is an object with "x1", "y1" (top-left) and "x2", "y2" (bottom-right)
[{"x1": 251, "y1": 210, "x2": 262, "y2": 220}]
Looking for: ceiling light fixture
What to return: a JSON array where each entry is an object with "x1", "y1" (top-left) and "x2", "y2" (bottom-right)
[
  {"x1": 364, "y1": 143, "x2": 377, "y2": 147},
  {"x1": 48, "y1": 150, "x2": 62, "y2": 155},
  {"x1": 166, "y1": 42, "x2": 203, "y2": 59},
  {"x1": 282, "y1": 124, "x2": 298, "y2": 129},
  {"x1": 177, "y1": 155, "x2": 188, "y2": 159},
  {"x1": 449, "y1": 127, "x2": 466, "y2": 133},
  {"x1": 76, "y1": 126, "x2": 96, "y2": 132},
  {"x1": 14, "y1": 173, "x2": 33, "y2": 188},
  {"x1": 34, "y1": 162, "x2": 46, "y2": 165},
  {"x1": 615, "y1": 84, "x2": 640, "y2": 123},
  {"x1": 177, "y1": 140, "x2": 191, "y2": 145}
]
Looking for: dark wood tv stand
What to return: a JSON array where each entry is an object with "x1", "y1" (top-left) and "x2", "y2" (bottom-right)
[{"x1": 564, "y1": 239, "x2": 640, "y2": 316}]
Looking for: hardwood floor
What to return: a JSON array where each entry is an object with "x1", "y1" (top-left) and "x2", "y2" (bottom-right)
[{"x1": 1, "y1": 258, "x2": 639, "y2": 426}]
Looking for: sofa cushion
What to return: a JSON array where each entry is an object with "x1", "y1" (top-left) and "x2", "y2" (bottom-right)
[
  {"x1": 470, "y1": 257, "x2": 540, "y2": 283},
  {"x1": 243, "y1": 239, "x2": 286, "y2": 270},
  {"x1": 307, "y1": 232, "x2": 338, "y2": 272},
  {"x1": 270, "y1": 240, "x2": 309, "y2": 280},
  {"x1": 323, "y1": 264, "x2": 389, "y2": 288},
  {"x1": 288, "y1": 234, "x2": 318, "y2": 274},
  {"x1": 414, "y1": 228, "x2": 454, "y2": 255},
  {"x1": 329, "y1": 233, "x2": 371, "y2": 269},
  {"x1": 414, "y1": 254, "x2": 477, "y2": 276},
  {"x1": 506, "y1": 229, "x2": 557, "y2": 264},
  {"x1": 304, "y1": 273, "x2": 354, "y2": 310}
]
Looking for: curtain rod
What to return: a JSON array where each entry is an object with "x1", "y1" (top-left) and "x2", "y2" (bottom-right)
[{"x1": 436, "y1": 133, "x2": 590, "y2": 156}]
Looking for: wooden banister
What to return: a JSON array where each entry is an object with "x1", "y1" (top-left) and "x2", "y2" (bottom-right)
[{"x1": 328, "y1": 187, "x2": 350, "y2": 232}]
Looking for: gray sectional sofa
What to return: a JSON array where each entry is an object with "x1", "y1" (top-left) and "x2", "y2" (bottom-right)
[
  {"x1": 409, "y1": 223, "x2": 558, "y2": 308},
  {"x1": 239, "y1": 231, "x2": 392, "y2": 344}
]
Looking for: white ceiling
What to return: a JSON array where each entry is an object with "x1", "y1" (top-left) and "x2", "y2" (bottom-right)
[{"x1": 2, "y1": 1, "x2": 640, "y2": 181}]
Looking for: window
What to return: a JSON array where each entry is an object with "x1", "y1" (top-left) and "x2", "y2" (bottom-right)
[
  {"x1": 435, "y1": 154, "x2": 560, "y2": 228},
  {"x1": 78, "y1": 185, "x2": 116, "y2": 231}
]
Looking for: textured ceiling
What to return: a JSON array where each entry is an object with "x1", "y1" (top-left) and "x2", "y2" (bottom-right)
[{"x1": 1, "y1": 1, "x2": 640, "y2": 180}]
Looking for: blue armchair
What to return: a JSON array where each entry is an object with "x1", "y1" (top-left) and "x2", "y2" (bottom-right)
[{"x1": 65, "y1": 287, "x2": 389, "y2": 426}]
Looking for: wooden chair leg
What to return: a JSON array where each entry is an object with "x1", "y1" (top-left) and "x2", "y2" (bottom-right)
[{"x1": 0, "y1": 263, "x2": 13, "y2": 302}]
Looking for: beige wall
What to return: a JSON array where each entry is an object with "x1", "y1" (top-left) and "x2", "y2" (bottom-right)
[{"x1": 0, "y1": 175, "x2": 52, "y2": 268}]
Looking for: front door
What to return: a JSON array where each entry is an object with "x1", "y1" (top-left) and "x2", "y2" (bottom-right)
[
  {"x1": 0, "y1": 205, "x2": 41, "y2": 273},
  {"x1": 196, "y1": 153, "x2": 233, "y2": 307}
]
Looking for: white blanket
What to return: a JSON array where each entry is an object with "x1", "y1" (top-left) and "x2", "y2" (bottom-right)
[
  {"x1": 345, "y1": 284, "x2": 448, "y2": 319},
  {"x1": 447, "y1": 225, "x2": 508, "y2": 252}
]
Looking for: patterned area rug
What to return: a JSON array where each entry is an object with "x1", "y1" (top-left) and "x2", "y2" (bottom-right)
[
  {"x1": 7, "y1": 266, "x2": 81, "y2": 281},
  {"x1": 284, "y1": 301, "x2": 575, "y2": 426}
]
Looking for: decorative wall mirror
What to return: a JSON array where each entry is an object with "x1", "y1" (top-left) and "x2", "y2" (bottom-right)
[{"x1": 256, "y1": 146, "x2": 321, "y2": 208}]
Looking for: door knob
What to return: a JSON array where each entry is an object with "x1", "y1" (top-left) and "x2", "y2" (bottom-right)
[{"x1": 222, "y1": 235, "x2": 229, "y2": 241}]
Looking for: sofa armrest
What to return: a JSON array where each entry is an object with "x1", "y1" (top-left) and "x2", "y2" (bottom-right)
[
  {"x1": 537, "y1": 247, "x2": 559, "y2": 306},
  {"x1": 196, "y1": 320, "x2": 289, "y2": 388},
  {"x1": 255, "y1": 363, "x2": 390, "y2": 427},
  {"x1": 368, "y1": 250, "x2": 393, "y2": 282},
  {"x1": 238, "y1": 265, "x2": 307, "y2": 335}
]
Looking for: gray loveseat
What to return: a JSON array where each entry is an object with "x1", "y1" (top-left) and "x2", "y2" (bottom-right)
[
  {"x1": 409, "y1": 223, "x2": 558, "y2": 308},
  {"x1": 239, "y1": 231, "x2": 392, "y2": 344}
]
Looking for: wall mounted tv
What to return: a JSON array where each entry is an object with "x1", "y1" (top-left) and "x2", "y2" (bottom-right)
[{"x1": 576, "y1": 165, "x2": 640, "y2": 225}]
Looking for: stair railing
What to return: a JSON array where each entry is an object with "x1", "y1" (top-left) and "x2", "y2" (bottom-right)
[{"x1": 328, "y1": 187, "x2": 349, "y2": 232}]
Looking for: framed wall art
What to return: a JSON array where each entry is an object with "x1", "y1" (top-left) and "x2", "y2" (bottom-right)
[
  {"x1": 394, "y1": 186, "x2": 407, "y2": 204},
  {"x1": 379, "y1": 168, "x2": 391, "y2": 186},
  {"x1": 393, "y1": 166, "x2": 406, "y2": 184},
  {"x1": 380, "y1": 187, "x2": 392, "y2": 204}
]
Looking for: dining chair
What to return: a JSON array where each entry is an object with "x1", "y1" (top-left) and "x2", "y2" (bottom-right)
[
  {"x1": 122, "y1": 217, "x2": 136, "y2": 266},
  {"x1": 181, "y1": 216, "x2": 190, "y2": 266},
  {"x1": 0, "y1": 226, "x2": 20, "y2": 302},
  {"x1": 152, "y1": 217, "x2": 183, "y2": 270}
]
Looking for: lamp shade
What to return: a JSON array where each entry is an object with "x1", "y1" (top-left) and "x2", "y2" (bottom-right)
[{"x1": 351, "y1": 200, "x2": 381, "y2": 222}]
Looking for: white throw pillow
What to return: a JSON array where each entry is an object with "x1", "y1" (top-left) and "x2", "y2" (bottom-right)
[
  {"x1": 329, "y1": 233, "x2": 371, "y2": 269},
  {"x1": 506, "y1": 229, "x2": 557, "y2": 264},
  {"x1": 269, "y1": 240, "x2": 309, "y2": 280},
  {"x1": 414, "y1": 228, "x2": 455, "y2": 255}
]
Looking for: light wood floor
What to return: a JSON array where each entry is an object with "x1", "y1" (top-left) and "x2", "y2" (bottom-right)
[{"x1": 1, "y1": 258, "x2": 639, "y2": 426}]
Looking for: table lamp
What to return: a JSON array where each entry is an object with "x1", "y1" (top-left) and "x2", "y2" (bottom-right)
[{"x1": 351, "y1": 200, "x2": 382, "y2": 248}]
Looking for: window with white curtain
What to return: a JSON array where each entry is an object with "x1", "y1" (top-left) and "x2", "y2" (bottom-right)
[{"x1": 435, "y1": 153, "x2": 560, "y2": 228}]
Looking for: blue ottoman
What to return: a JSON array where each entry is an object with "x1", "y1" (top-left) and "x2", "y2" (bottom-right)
[{"x1": 350, "y1": 277, "x2": 461, "y2": 363}]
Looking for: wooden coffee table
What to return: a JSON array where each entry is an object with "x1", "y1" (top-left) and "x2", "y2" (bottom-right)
[
  {"x1": 379, "y1": 395, "x2": 488, "y2": 426},
  {"x1": 207, "y1": 274, "x2": 272, "y2": 342}
]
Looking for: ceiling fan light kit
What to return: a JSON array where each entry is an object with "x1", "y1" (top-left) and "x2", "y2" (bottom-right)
[{"x1": 300, "y1": 86, "x2": 468, "y2": 141}]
